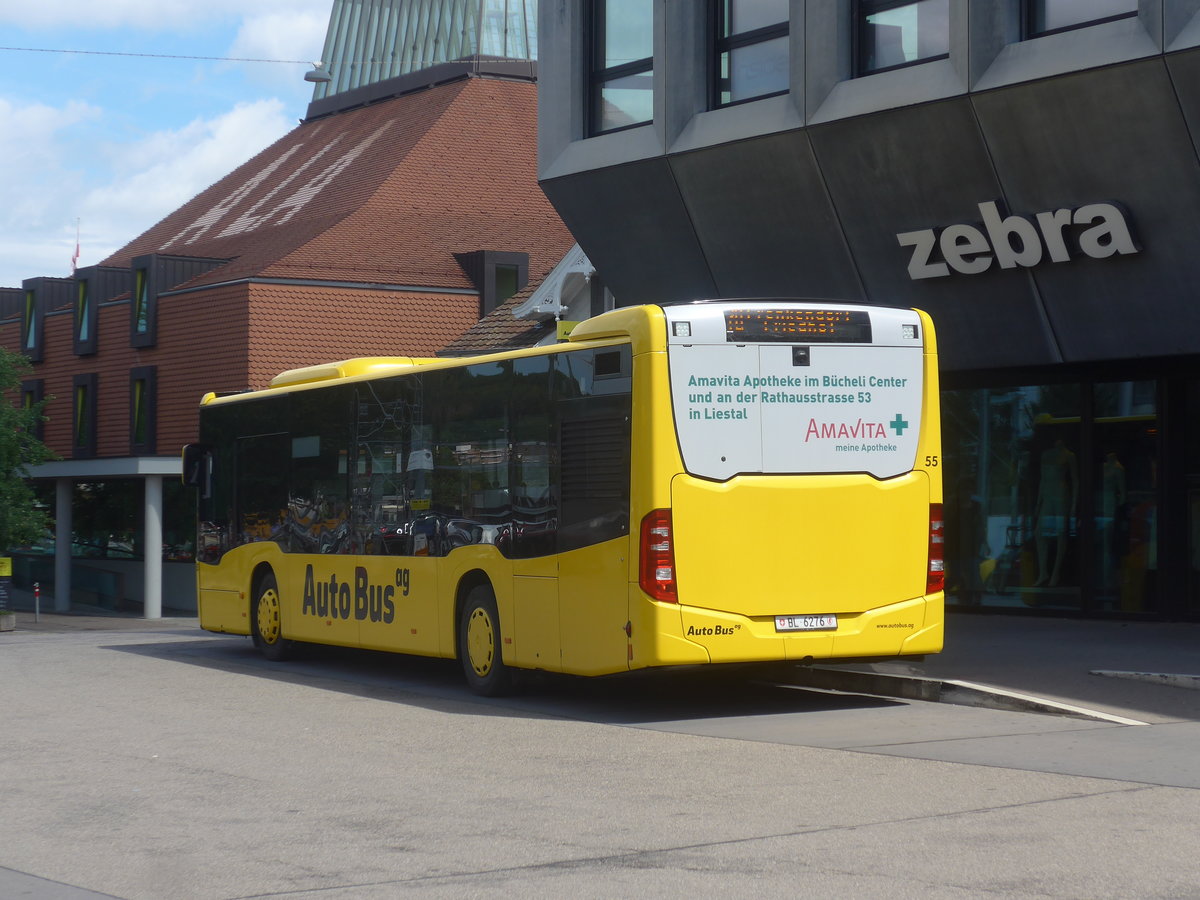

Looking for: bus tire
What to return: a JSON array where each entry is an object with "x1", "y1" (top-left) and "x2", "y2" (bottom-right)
[
  {"x1": 252, "y1": 571, "x2": 293, "y2": 662},
  {"x1": 458, "y1": 583, "x2": 513, "y2": 696}
]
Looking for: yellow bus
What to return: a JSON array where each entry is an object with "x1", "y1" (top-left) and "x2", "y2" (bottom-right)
[{"x1": 184, "y1": 301, "x2": 943, "y2": 694}]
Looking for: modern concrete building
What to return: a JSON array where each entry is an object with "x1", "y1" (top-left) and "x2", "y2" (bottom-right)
[{"x1": 537, "y1": 0, "x2": 1200, "y2": 620}]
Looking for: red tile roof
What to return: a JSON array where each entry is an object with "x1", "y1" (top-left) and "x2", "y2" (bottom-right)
[
  {"x1": 439, "y1": 281, "x2": 554, "y2": 355},
  {"x1": 100, "y1": 75, "x2": 574, "y2": 293}
]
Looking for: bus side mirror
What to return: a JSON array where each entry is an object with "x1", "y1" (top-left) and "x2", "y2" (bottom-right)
[{"x1": 182, "y1": 444, "x2": 213, "y2": 500}]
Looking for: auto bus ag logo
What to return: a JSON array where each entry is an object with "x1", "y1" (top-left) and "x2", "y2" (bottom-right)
[{"x1": 301, "y1": 565, "x2": 409, "y2": 623}]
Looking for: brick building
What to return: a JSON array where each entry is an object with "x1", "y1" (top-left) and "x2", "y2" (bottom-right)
[{"x1": 2, "y1": 59, "x2": 574, "y2": 615}]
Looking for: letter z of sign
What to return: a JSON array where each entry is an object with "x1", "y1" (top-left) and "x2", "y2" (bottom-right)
[{"x1": 896, "y1": 229, "x2": 948, "y2": 280}]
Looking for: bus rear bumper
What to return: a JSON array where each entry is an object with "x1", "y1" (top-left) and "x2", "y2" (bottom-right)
[{"x1": 655, "y1": 595, "x2": 942, "y2": 666}]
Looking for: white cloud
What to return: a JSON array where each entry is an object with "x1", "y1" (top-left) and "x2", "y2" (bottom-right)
[
  {"x1": 228, "y1": 11, "x2": 329, "y2": 89},
  {"x1": 0, "y1": 98, "x2": 99, "y2": 209},
  {"x1": 87, "y1": 99, "x2": 293, "y2": 217},
  {"x1": 0, "y1": 97, "x2": 100, "y2": 283},
  {"x1": 231, "y1": 11, "x2": 328, "y2": 63},
  {"x1": 0, "y1": 3, "x2": 329, "y2": 285},
  {"x1": 0, "y1": 98, "x2": 294, "y2": 285}
]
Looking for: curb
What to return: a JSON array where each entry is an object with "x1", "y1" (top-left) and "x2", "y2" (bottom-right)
[
  {"x1": 1090, "y1": 670, "x2": 1200, "y2": 691},
  {"x1": 785, "y1": 666, "x2": 1149, "y2": 726}
]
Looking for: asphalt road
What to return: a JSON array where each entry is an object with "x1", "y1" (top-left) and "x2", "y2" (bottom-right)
[{"x1": 1, "y1": 623, "x2": 1198, "y2": 898}]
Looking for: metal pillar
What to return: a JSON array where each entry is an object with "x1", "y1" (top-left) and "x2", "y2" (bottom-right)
[
  {"x1": 143, "y1": 475, "x2": 163, "y2": 619},
  {"x1": 54, "y1": 478, "x2": 72, "y2": 612}
]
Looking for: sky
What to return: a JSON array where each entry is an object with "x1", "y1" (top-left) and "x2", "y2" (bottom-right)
[{"x1": 0, "y1": 0, "x2": 333, "y2": 288}]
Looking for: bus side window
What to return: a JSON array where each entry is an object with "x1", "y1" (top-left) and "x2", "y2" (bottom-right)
[
  {"x1": 512, "y1": 355, "x2": 554, "y2": 558},
  {"x1": 429, "y1": 362, "x2": 513, "y2": 553},
  {"x1": 354, "y1": 376, "x2": 417, "y2": 556},
  {"x1": 289, "y1": 386, "x2": 351, "y2": 554},
  {"x1": 236, "y1": 433, "x2": 290, "y2": 547}
]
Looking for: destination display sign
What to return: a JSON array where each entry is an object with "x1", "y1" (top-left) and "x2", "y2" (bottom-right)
[{"x1": 724, "y1": 308, "x2": 873, "y2": 344}]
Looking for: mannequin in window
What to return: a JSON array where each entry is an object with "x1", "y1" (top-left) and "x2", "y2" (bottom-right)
[
  {"x1": 1035, "y1": 438, "x2": 1078, "y2": 587},
  {"x1": 953, "y1": 476, "x2": 987, "y2": 606},
  {"x1": 1100, "y1": 451, "x2": 1127, "y2": 591}
]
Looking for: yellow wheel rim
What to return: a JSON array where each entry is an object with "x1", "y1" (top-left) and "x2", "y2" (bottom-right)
[
  {"x1": 466, "y1": 606, "x2": 495, "y2": 677},
  {"x1": 257, "y1": 588, "x2": 282, "y2": 645}
]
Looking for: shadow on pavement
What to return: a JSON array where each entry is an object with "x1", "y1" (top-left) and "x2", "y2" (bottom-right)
[{"x1": 106, "y1": 634, "x2": 905, "y2": 726}]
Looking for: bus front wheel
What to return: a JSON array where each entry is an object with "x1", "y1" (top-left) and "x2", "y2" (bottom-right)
[
  {"x1": 252, "y1": 572, "x2": 293, "y2": 662},
  {"x1": 458, "y1": 583, "x2": 513, "y2": 696}
]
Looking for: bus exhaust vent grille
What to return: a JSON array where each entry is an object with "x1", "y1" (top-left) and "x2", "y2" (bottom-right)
[
  {"x1": 561, "y1": 417, "x2": 627, "y2": 500},
  {"x1": 558, "y1": 414, "x2": 631, "y2": 553}
]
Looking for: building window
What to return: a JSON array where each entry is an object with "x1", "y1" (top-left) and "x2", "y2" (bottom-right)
[
  {"x1": 22, "y1": 289, "x2": 43, "y2": 363},
  {"x1": 20, "y1": 379, "x2": 45, "y2": 442},
  {"x1": 590, "y1": 0, "x2": 654, "y2": 135},
  {"x1": 855, "y1": 0, "x2": 950, "y2": 76},
  {"x1": 495, "y1": 264, "x2": 520, "y2": 306},
  {"x1": 73, "y1": 373, "x2": 98, "y2": 459},
  {"x1": 455, "y1": 250, "x2": 529, "y2": 317},
  {"x1": 1025, "y1": 0, "x2": 1137, "y2": 38},
  {"x1": 75, "y1": 276, "x2": 97, "y2": 356},
  {"x1": 130, "y1": 366, "x2": 157, "y2": 454},
  {"x1": 131, "y1": 264, "x2": 156, "y2": 347},
  {"x1": 713, "y1": 0, "x2": 789, "y2": 107}
]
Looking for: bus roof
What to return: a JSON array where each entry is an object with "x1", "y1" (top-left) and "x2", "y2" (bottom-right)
[
  {"x1": 200, "y1": 302, "x2": 918, "y2": 407},
  {"x1": 268, "y1": 357, "x2": 438, "y2": 389}
]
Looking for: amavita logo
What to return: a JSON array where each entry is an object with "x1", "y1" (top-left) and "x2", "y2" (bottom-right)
[{"x1": 896, "y1": 200, "x2": 1139, "y2": 280}]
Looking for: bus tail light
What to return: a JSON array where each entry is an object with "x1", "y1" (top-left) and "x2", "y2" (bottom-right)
[
  {"x1": 927, "y1": 503, "x2": 945, "y2": 594},
  {"x1": 640, "y1": 509, "x2": 678, "y2": 603}
]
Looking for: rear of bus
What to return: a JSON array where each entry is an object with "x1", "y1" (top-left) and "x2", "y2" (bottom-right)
[{"x1": 635, "y1": 301, "x2": 942, "y2": 669}]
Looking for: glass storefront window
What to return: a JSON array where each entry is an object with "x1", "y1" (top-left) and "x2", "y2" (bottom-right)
[
  {"x1": 945, "y1": 380, "x2": 1160, "y2": 614},
  {"x1": 944, "y1": 384, "x2": 1083, "y2": 611},
  {"x1": 1092, "y1": 381, "x2": 1157, "y2": 613}
]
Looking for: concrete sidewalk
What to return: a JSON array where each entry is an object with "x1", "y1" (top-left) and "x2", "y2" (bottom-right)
[
  {"x1": 2, "y1": 608, "x2": 1197, "y2": 723},
  {"x1": 0, "y1": 611, "x2": 197, "y2": 633},
  {"x1": 809, "y1": 613, "x2": 1200, "y2": 725},
  {"x1": 917, "y1": 613, "x2": 1200, "y2": 723}
]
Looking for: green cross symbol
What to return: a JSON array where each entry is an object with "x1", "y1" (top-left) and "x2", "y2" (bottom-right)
[{"x1": 889, "y1": 414, "x2": 909, "y2": 436}]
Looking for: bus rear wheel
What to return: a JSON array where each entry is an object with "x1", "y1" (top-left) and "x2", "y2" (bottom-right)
[
  {"x1": 252, "y1": 572, "x2": 293, "y2": 662},
  {"x1": 458, "y1": 583, "x2": 513, "y2": 696}
]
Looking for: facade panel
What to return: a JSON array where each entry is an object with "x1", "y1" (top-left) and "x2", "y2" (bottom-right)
[
  {"x1": 540, "y1": 158, "x2": 718, "y2": 303},
  {"x1": 974, "y1": 59, "x2": 1200, "y2": 362},
  {"x1": 667, "y1": 130, "x2": 863, "y2": 300}
]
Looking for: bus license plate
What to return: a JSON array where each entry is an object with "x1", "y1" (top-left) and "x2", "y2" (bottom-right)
[{"x1": 774, "y1": 614, "x2": 837, "y2": 632}]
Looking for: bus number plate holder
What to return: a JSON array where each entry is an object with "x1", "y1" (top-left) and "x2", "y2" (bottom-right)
[{"x1": 774, "y1": 614, "x2": 837, "y2": 632}]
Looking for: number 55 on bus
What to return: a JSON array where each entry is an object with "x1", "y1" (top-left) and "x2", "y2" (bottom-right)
[{"x1": 183, "y1": 301, "x2": 943, "y2": 694}]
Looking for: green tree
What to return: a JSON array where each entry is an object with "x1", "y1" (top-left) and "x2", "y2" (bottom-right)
[{"x1": 0, "y1": 347, "x2": 55, "y2": 551}]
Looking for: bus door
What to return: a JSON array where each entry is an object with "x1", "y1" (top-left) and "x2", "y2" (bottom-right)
[{"x1": 554, "y1": 347, "x2": 634, "y2": 675}]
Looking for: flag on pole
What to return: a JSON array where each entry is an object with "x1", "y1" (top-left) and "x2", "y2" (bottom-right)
[{"x1": 71, "y1": 219, "x2": 80, "y2": 273}]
